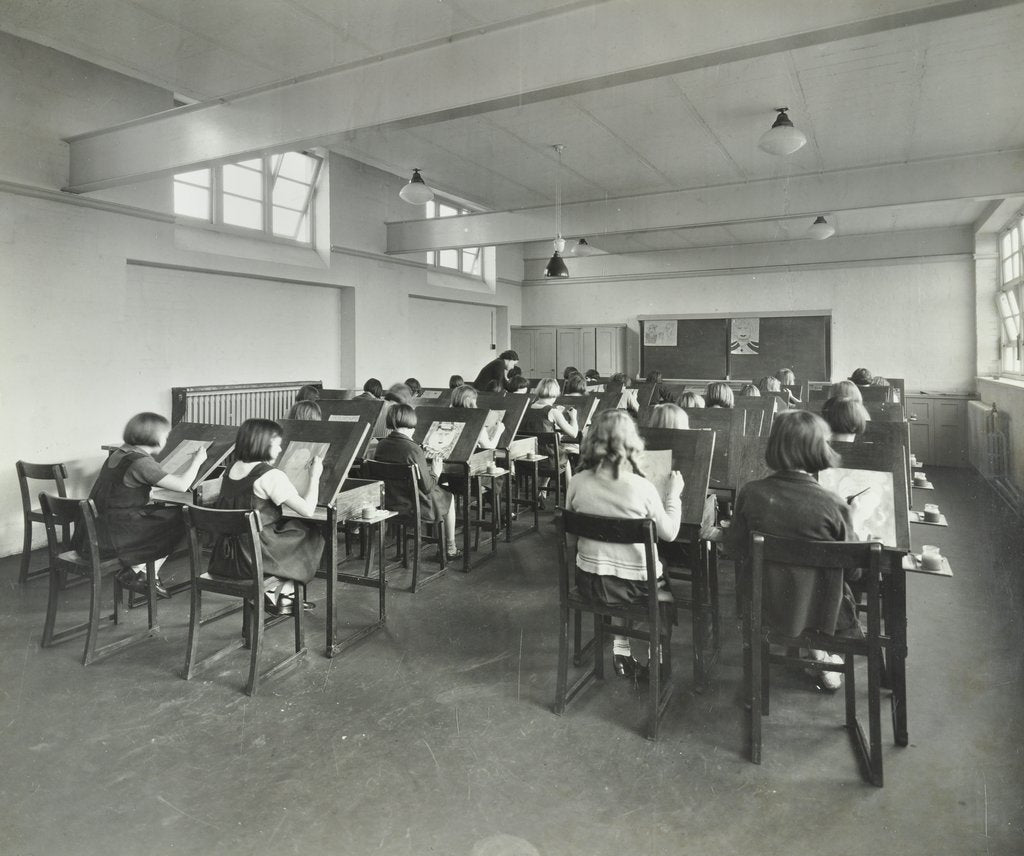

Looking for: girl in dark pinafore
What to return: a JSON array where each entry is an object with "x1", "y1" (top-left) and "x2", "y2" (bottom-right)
[
  {"x1": 87, "y1": 412, "x2": 207, "y2": 598},
  {"x1": 212, "y1": 419, "x2": 324, "y2": 615}
]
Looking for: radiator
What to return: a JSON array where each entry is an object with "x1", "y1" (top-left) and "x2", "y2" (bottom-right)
[
  {"x1": 968, "y1": 399, "x2": 1022, "y2": 516},
  {"x1": 171, "y1": 381, "x2": 321, "y2": 426}
]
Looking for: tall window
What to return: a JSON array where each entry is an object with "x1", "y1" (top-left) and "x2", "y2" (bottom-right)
[
  {"x1": 425, "y1": 198, "x2": 482, "y2": 276},
  {"x1": 998, "y1": 211, "x2": 1024, "y2": 376},
  {"x1": 173, "y1": 151, "x2": 321, "y2": 244}
]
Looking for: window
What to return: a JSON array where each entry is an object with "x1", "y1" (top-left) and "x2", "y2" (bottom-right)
[
  {"x1": 173, "y1": 151, "x2": 321, "y2": 244},
  {"x1": 425, "y1": 198, "x2": 483, "y2": 276},
  {"x1": 997, "y1": 211, "x2": 1024, "y2": 376}
]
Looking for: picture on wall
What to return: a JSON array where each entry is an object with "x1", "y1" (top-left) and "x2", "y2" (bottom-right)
[
  {"x1": 644, "y1": 320, "x2": 677, "y2": 347},
  {"x1": 730, "y1": 317, "x2": 760, "y2": 354}
]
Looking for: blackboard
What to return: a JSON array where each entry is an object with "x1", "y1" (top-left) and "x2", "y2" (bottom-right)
[{"x1": 640, "y1": 315, "x2": 830, "y2": 381}]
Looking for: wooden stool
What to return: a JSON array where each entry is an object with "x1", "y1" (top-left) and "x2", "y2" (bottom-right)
[{"x1": 182, "y1": 506, "x2": 306, "y2": 696}]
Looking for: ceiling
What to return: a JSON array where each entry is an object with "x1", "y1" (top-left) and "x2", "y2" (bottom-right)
[{"x1": 3, "y1": 0, "x2": 1023, "y2": 257}]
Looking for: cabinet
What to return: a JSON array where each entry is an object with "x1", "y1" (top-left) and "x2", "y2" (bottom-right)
[
  {"x1": 512, "y1": 325, "x2": 626, "y2": 378},
  {"x1": 905, "y1": 394, "x2": 972, "y2": 467}
]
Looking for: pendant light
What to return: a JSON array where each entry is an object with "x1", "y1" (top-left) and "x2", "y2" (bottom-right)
[
  {"x1": 399, "y1": 168, "x2": 434, "y2": 204},
  {"x1": 758, "y1": 108, "x2": 807, "y2": 156},
  {"x1": 569, "y1": 238, "x2": 597, "y2": 257},
  {"x1": 807, "y1": 215, "x2": 835, "y2": 240},
  {"x1": 544, "y1": 145, "x2": 569, "y2": 278}
]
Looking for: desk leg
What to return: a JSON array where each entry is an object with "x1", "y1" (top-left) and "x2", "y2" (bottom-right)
[
  {"x1": 490, "y1": 475, "x2": 501, "y2": 557},
  {"x1": 377, "y1": 519, "x2": 387, "y2": 623},
  {"x1": 462, "y1": 479, "x2": 471, "y2": 573},
  {"x1": 504, "y1": 466, "x2": 513, "y2": 543},
  {"x1": 326, "y1": 507, "x2": 339, "y2": 658},
  {"x1": 889, "y1": 567, "x2": 909, "y2": 746}
]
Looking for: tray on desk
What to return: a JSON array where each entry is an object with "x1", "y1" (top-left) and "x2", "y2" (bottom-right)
[
  {"x1": 909, "y1": 510, "x2": 948, "y2": 527},
  {"x1": 903, "y1": 553, "x2": 953, "y2": 576}
]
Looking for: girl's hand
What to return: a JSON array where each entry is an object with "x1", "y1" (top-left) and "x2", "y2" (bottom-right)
[
  {"x1": 192, "y1": 446, "x2": 208, "y2": 464},
  {"x1": 668, "y1": 470, "x2": 685, "y2": 497},
  {"x1": 430, "y1": 456, "x2": 444, "y2": 476},
  {"x1": 310, "y1": 455, "x2": 324, "y2": 477}
]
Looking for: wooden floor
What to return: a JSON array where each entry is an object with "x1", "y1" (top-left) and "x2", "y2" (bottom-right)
[{"x1": 3, "y1": 467, "x2": 1022, "y2": 855}]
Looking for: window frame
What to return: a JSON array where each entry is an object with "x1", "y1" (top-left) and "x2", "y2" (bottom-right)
[
  {"x1": 425, "y1": 197, "x2": 484, "y2": 278},
  {"x1": 173, "y1": 151, "x2": 322, "y2": 247},
  {"x1": 997, "y1": 210, "x2": 1024, "y2": 378}
]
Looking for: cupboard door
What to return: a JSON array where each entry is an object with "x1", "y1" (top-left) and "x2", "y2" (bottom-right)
[
  {"x1": 534, "y1": 328, "x2": 557, "y2": 377},
  {"x1": 595, "y1": 326, "x2": 623, "y2": 375},
  {"x1": 581, "y1": 327, "x2": 597, "y2": 372},
  {"x1": 556, "y1": 328, "x2": 582, "y2": 376},
  {"x1": 933, "y1": 400, "x2": 967, "y2": 466},
  {"x1": 511, "y1": 328, "x2": 534, "y2": 376}
]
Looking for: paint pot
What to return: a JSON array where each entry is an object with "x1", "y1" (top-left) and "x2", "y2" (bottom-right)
[
  {"x1": 362, "y1": 505, "x2": 376, "y2": 519},
  {"x1": 921, "y1": 544, "x2": 943, "y2": 570},
  {"x1": 923, "y1": 503, "x2": 941, "y2": 523},
  {"x1": 913, "y1": 471, "x2": 928, "y2": 486}
]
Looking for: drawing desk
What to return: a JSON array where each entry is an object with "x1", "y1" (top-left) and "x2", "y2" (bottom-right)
[
  {"x1": 476, "y1": 392, "x2": 537, "y2": 541},
  {"x1": 318, "y1": 398, "x2": 386, "y2": 458}
]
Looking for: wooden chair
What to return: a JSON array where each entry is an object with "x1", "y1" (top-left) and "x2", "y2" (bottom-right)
[
  {"x1": 554, "y1": 511, "x2": 674, "y2": 741},
  {"x1": 39, "y1": 494, "x2": 159, "y2": 665},
  {"x1": 745, "y1": 533, "x2": 885, "y2": 786},
  {"x1": 182, "y1": 506, "x2": 306, "y2": 696},
  {"x1": 360, "y1": 460, "x2": 447, "y2": 592},
  {"x1": 17, "y1": 461, "x2": 70, "y2": 583}
]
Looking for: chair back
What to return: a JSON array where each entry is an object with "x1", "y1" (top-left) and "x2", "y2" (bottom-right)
[
  {"x1": 18, "y1": 461, "x2": 69, "y2": 512},
  {"x1": 39, "y1": 494, "x2": 104, "y2": 569},
  {"x1": 361, "y1": 460, "x2": 421, "y2": 524},
  {"x1": 749, "y1": 532, "x2": 882, "y2": 640},
  {"x1": 182, "y1": 506, "x2": 264, "y2": 586},
  {"x1": 557, "y1": 510, "x2": 660, "y2": 621}
]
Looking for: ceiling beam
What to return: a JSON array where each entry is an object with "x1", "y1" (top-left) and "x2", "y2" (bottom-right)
[
  {"x1": 63, "y1": 0, "x2": 1018, "y2": 192},
  {"x1": 386, "y1": 150, "x2": 1024, "y2": 252}
]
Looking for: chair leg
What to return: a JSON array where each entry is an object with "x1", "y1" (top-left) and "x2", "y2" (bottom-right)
[
  {"x1": 868, "y1": 647, "x2": 884, "y2": 786},
  {"x1": 245, "y1": 597, "x2": 264, "y2": 696},
  {"x1": 647, "y1": 630, "x2": 662, "y2": 741},
  {"x1": 410, "y1": 525, "x2": 421, "y2": 592},
  {"x1": 19, "y1": 519, "x2": 34, "y2": 584},
  {"x1": 748, "y1": 627, "x2": 762, "y2": 765},
  {"x1": 593, "y1": 615, "x2": 605, "y2": 681},
  {"x1": 184, "y1": 584, "x2": 202, "y2": 680},
  {"x1": 144, "y1": 560, "x2": 159, "y2": 630},
  {"x1": 82, "y1": 567, "x2": 104, "y2": 666},
  {"x1": 553, "y1": 605, "x2": 571, "y2": 715},
  {"x1": 293, "y1": 583, "x2": 305, "y2": 654},
  {"x1": 572, "y1": 610, "x2": 583, "y2": 666},
  {"x1": 760, "y1": 641, "x2": 770, "y2": 716},
  {"x1": 41, "y1": 565, "x2": 63, "y2": 647},
  {"x1": 844, "y1": 653, "x2": 857, "y2": 727}
]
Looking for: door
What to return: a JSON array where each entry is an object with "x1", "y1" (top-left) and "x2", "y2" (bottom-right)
[
  {"x1": 534, "y1": 328, "x2": 557, "y2": 377},
  {"x1": 556, "y1": 328, "x2": 583, "y2": 376},
  {"x1": 595, "y1": 326, "x2": 624, "y2": 375},
  {"x1": 511, "y1": 327, "x2": 534, "y2": 376}
]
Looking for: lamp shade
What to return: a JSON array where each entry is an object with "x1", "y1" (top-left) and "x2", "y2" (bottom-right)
[
  {"x1": 758, "y1": 109, "x2": 807, "y2": 156},
  {"x1": 544, "y1": 251, "x2": 569, "y2": 278},
  {"x1": 399, "y1": 169, "x2": 434, "y2": 204},
  {"x1": 569, "y1": 238, "x2": 596, "y2": 256},
  {"x1": 807, "y1": 215, "x2": 835, "y2": 240}
]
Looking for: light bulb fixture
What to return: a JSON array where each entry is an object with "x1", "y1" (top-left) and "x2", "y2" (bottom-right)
[
  {"x1": 569, "y1": 238, "x2": 597, "y2": 256},
  {"x1": 807, "y1": 215, "x2": 835, "y2": 240},
  {"x1": 399, "y1": 168, "x2": 434, "y2": 204},
  {"x1": 758, "y1": 108, "x2": 807, "y2": 156},
  {"x1": 544, "y1": 144, "x2": 569, "y2": 278}
]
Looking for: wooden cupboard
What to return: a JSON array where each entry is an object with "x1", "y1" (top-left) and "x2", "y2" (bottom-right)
[{"x1": 512, "y1": 325, "x2": 626, "y2": 378}]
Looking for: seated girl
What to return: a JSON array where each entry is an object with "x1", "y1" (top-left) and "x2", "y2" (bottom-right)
[
  {"x1": 850, "y1": 368, "x2": 873, "y2": 387},
  {"x1": 828, "y1": 379, "x2": 863, "y2": 403},
  {"x1": 450, "y1": 384, "x2": 505, "y2": 449},
  {"x1": 725, "y1": 410, "x2": 864, "y2": 690},
  {"x1": 87, "y1": 412, "x2": 207, "y2": 597},
  {"x1": 566, "y1": 410, "x2": 684, "y2": 677},
  {"x1": 356, "y1": 378, "x2": 384, "y2": 400},
  {"x1": 610, "y1": 372, "x2": 640, "y2": 413},
  {"x1": 211, "y1": 419, "x2": 324, "y2": 615},
  {"x1": 562, "y1": 374, "x2": 587, "y2": 396},
  {"x1": 775, "y1": 368, "x2": 802, "y2": 404},
  {"x1": 522, "y1": 378, "x2": 579, "y2": 502},
  {"x1": 509, "y1": 375, "x2": 531, "y2": 394},
  {"x1": 676, "y1": 390, "x2": 705, "y2": 409},
  {"x1": 405, "y1": 378, "x2": 423, "y2": 397},
  {"x1": 295, "y1": 384, "x2": 320, "y2": 403},
  {"x1": 449, "y1": 374, "x2": 464, "y2": 389},
  {"x1": 704, "y1": 381, "x2": 735, "y2": 409},
  {"x1": 648, "y1": 403, "x2": 690, "y2": 430},
  {"x1": 739, "y1": 383, "x2": 761, "y2": 397},
  {"x1": 822, "y1": 395, "x2": 868, "y2": 442},
  {"x1": 286, "y1": 400, "x2": 322, "y2": 421},
  {"x1": 372, "y1": 404, "x2": 459, "y2": 559}
]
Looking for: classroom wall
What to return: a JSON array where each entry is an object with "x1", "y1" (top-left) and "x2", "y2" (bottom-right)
[
  {"x1": 0, "y1": 35, "x2": 523, "y2": 558},
  {"x1": 521, "y1": 259, "x2": 976, "y2": 392}
]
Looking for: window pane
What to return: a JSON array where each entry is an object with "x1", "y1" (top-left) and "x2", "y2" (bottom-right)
[
  {"x1": 1007, "y1": 289, "x2": 1020, "y2": 316},
  {"x1": 439, "y1": 249, "x2": 458, "y2": 268},
  {"x1": 223, "y1": 163, "x2": 263, "y2": 200},
  {"x1": 272, "y1": 207, "x2": 308, "y2": 241},
  {"x1": 438, "y1": 204, "x2": 458, "y2": 218},
  {"x1": 425, "y1": 200, "x2": 436, "y2": 218},
  {"x1": 461, "y1": 247, "x2": 480, "y2": 275},
  {"x1": 176, "y1": 168, "x2": 210, "y2": 188},
  {"x1": 173, "y1": 182, "x2": 210, "y2": 220},
  {"x1": 275, "y1": 152, "x2": 318, "y2": 183},
  {"x1": 1004, "y1": 258, "x2": 1015, "y2": 284},
  {"x1": 237, "y1": 158, "x2": 262, "y2": 171},
  {"x1": 272, "y1": 176, "x2": 309, "y2": 210},
  {"x1": 1001, "y1": 232, "x2": 1013, "y2": 260},
  {"x1": 222, "y1": 194, "x2": 263, "y2": 230}
]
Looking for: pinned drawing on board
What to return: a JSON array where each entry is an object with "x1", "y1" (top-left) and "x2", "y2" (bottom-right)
[
  {"x1": 276, "y1": 441, "x2": 329, "y2": 494},
  {"x1": 730, "y1": 317, "x2": 760, "y2": 354},
  {"x1": 158, "y1": 439, "x2": 214, "y2": 478},
  {"x1": 818, "y1": 467, "x2": 897, "y2": 547},
  {"x1": 644, "y1": 320, "x2": 677, "y2": 347},
  {"x1": 634, "y1": 448, "x2": 674, "y2": 504},
  {"x1": 422, "y1": 421, "x2": 466, "y2": 460}
]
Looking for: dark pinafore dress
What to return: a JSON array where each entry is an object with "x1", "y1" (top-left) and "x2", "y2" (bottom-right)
[
  {"x1": 521, "y1": 405, "x2": 567, "y2": 469},
  {"x1": 212, "y1": 463, "x2": 323, "y2": 584},
  {"x1": 87, "y1": 449, "x2": 184, "y2": 565}
]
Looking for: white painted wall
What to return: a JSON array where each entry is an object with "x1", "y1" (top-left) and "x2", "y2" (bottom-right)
[
  {"x1": 521, "y1": 259, "x2": 976, "y2": 392},
  {"x1": 407, "y1": 298, "x2": 499, "y2": 386}
]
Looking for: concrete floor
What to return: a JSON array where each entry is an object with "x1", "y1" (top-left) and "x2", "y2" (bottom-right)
[{"x1": 3, "y1": 467, "x2": 1022, "y2": 856}]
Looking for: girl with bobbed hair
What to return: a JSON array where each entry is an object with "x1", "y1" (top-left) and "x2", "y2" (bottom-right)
[
  {"x1": 358, "y1": 378, "x2": 383, "y2": 400},
  {"x1": 648, "y1": 403, "x2": 690, "y2": 430},
  {"x1": 295, "y1": 384, "x2": 320, "y2": 403},
  {"x1": 450, "y1": 384, "x2": 505, "y2": 450},
  {"x1": 85, "y1": 412, "x2": 207, "y2": 597},
  {"x1": 448, "y1": 374, "x2": 464, "y2": 389},
  {"x1": 726, "y1": 410, "x2": 864, "y2": 690},
  {"x1": 756, "y1": 375, "x2": 782, "y2": 396},
  {"x1": 704, "y1": 381, "x2": 735, "y2": 409},
  {"x1": 676, "y1": 391, "x2": 705, "y2": 409},
  {"x1": 828, "y1": 379, "x2": 863, "y2": 403},
  {"x1": 739, "y1": 383, "x2": 760, "y2": 397},
  {"x1": 372, "y1": 404, "x2": 459, "y2": 559},
  {"x1": 521, "y1": 377, "x2": 579, "y2": 503},
  {"x1": 822, "y1": 395, "x2": 869, "y2": 442},
  {"x1": 286, "y1": 400, "x2": 322, "y2": 421},
  {"x1": 850, "y1": 368, "x2": 873, "y2": 386},
  {"x1": 567, "y1": 410, "x2": 684, "y2": 678},
  {"x1": 211, "y1": 418, "x2": 324, "y2": 615},
  {"x1": 563, "y1": 374, "x2": 587, "y2": 396}
]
